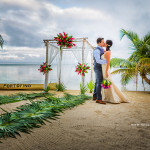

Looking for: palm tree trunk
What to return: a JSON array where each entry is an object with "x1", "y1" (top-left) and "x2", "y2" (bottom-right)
[
  {"x1": 140, "y1": 74, "x2": 150, "y2": 85},
  {"x1": 142, "y1": 78, "x2": 145, "y2": 91},
  {"x1": 136, "y1": 74, "x2": 138, "y2": 91}
]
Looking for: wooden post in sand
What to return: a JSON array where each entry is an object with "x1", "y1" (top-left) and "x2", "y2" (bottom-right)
[
  {"x1": 44, "y1": 41, "x2": 49, "y2": 90},
  {"x1": 82, "y1": 39, "x2": 85, "y2": 86},
  {"x1": 85, "y1": 40, "x2": 94, "y2": 82},
  {"x1": 58, "y1": 47, "x2": 63, "y2": 85}
]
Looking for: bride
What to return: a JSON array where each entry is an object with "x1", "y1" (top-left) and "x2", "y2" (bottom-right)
[{"x1": 101, "y1": 40, "x2": 129, "y2": 104}]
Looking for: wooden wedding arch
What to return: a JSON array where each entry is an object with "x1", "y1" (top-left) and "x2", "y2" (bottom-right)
[{"x1": 43, "y1": 37, "x2": 95, "y2": 90}]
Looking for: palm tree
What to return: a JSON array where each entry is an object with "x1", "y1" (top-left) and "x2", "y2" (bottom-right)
[
  {"x1": 110, "y1": 29, "x2": 150, "y2": 89},
  {"x1": 0, "y1": 34, "x2": 4, "y2": 48}
]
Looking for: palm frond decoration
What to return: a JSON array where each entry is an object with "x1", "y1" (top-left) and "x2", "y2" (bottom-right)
[
  {"x1": 0, "y1": 93, "x2": 91, "y2": 142},
  {"x1": 0, "y1": 112, "x2": 21, "y2": 139},
  {"x1": 0, "y1": 92, "x2": 54, "y2": 105}
]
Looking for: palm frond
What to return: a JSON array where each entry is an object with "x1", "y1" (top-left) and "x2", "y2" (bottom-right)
[
  {"x1": 0, "y1": 93, "x2": 54, "y2": 105},
  {"x1": 110, "y1": 58, "x2": 135, "y2": 68},
  {"x1": 139, "y1": 58, "x2": 150, "y2": 65},
  {"x1": 121, "y1": 72, "x2": 135, "y2": 85},
  {"x1": 143, "y1": 32, "x2": 150, "y2": 44},
  {"x1": 120, "y1": 29, "x2": 139, "y2": 41},
  {"x1": 0, "y1": 93, "x2": 91, "y2": 141}
]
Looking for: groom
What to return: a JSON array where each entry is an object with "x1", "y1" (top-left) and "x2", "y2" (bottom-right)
[{"x1": 93, "y1": 38, "x2": 107, "y2": 104}]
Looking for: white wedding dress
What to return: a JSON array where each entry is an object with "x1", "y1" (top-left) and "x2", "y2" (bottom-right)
[{"x1": 101, "y1": 54, "x2": 129, "y2": 103}]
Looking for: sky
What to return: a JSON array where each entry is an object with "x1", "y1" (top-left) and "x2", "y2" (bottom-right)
[{"x1": 0, "y1": 0, "x2": 150, "y2": 64}]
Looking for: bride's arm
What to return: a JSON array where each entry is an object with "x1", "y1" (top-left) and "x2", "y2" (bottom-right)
[{"x1": 104, "y1": 51, "x2": 111, "y2": 78}]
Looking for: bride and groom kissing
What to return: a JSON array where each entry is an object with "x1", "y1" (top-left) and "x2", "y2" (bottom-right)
[{"x1": 93, "y1": 38, "x2": 128, "y2": 104}]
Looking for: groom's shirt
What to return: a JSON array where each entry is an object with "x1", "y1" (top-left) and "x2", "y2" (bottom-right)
[{"x1": 93, "y1": 46, "x2": 107, "y2": 66}]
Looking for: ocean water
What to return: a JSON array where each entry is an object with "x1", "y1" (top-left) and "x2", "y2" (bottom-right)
[{"x1": 0, "y1": 64, "x2": 149, "y2": 91}]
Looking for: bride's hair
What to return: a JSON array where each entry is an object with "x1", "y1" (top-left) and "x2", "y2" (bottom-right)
[{"x1": 106, "y1": 40, "x2": 113, "y2": 51}]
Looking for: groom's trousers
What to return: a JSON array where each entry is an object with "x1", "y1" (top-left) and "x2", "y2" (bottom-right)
[{"x1": 93, "y1": 65, "x2": 103, "y2": 100}]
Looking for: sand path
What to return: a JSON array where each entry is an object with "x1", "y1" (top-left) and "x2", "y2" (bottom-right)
[{"x1": 0, "y1": 91, "x2": 150, "y2": 150}]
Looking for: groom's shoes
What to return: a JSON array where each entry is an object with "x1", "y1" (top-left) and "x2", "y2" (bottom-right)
[
  {"x1": 93, "y1": 97, "x2": 97, "y2": 100},
  {"x1": 96, "y1": 100, "x2": 106, "y2": 104}
]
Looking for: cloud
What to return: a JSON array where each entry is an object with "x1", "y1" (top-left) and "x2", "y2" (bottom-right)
[{"x1": 0, "y1": 0, "x2": 149, "y2": 63}]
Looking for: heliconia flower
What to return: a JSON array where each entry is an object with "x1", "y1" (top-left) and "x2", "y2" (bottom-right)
[
  {"x1": 44, "y1": 70, "x2": 46, "y2": 72},
  {"x1": 60, "y1": 40, "x2": 62, "y2": 42},
  {"x1": 47, "y1": 65, "x2": 48, "y2": 66},
  {"x1": 79, "y1": 69, "x2": 81, "y2": 73},
  {"x1": 63, "y1": 32, "x2": 66, "y2": 35},
  {"x1": 60, "y1": 33, "x2": 63, "y2": 37},
  {"x1": 82, "y1": 73, "x2": 84, "y2": 76},
  {"x1": 63, "y1": 44, "x2": 65, "y2": 47},
  {"x1": 83, "y1": 70, "x2": 85, "y2": 72},
  {"x1": 73, "y1": 44, "x2": 75, "y2": 46},
  {"x1": 86, "y1": 67, "x2": 89, "y2": 69},
  {"x1": 78, "y1": 63, "x2": 81, "y2": 65},
  {"x1": 68, "y1": 45, "x2": 72, "y2": 48},
  {"x1": 44, "y1": 66, "x2": 45, "y2": 67}
]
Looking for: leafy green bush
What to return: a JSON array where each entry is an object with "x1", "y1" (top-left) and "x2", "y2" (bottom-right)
[
  {"x1": 56, "y1": 82, "x2": 66, "y2": 91},
  {"x1": 87, "y1": 81, "x2": 95, "y2": 93},
  {"x1": 80, "y1": 83, "x2": 88, "y2": 95}
]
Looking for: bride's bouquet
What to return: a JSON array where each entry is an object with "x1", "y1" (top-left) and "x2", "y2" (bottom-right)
[{"x1": 101, "y1": 79, "x2": 112, "y2": 89}]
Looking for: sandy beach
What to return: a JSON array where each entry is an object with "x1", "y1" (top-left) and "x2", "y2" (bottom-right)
[{"x1": 0, "y1": 90, "x2": 150, "y2": 150}]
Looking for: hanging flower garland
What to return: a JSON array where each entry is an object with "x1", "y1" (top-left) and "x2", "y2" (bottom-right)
[
  {"x1": 54, "y1": 32, "x2": 76, "y2": 49},
  {"x1": 75, "y1": 63, "x2": 90, "y2": 76},
  {"x1": 38, "y1": 62, "x2": 52, "y2": 75},
  {"x1": 101, "y1": 79, "x2": 112, "y2": 89}
]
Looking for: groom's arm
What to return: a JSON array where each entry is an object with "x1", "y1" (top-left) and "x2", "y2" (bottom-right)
[{"x1": 93, "y1": 49, "x2": 107, "y2": 64}]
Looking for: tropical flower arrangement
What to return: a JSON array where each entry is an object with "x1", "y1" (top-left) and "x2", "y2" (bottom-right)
[
  {"x1": 54, "y1": 32, "x2": 76, "y2": 49},
  {"x1": 75, "y1": 63, "x2": 90, "y2": 76},
  {"x1": 38, "y1": 62, "x2": 52, "y2": 75},
  {"x1": 101, "y1": 79, "x2": 112, "y2": 89}
]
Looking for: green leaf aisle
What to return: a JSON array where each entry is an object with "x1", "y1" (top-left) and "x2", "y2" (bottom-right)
[{"x1": 0, "y1": 93, "x2": 91, "y2": 142}]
